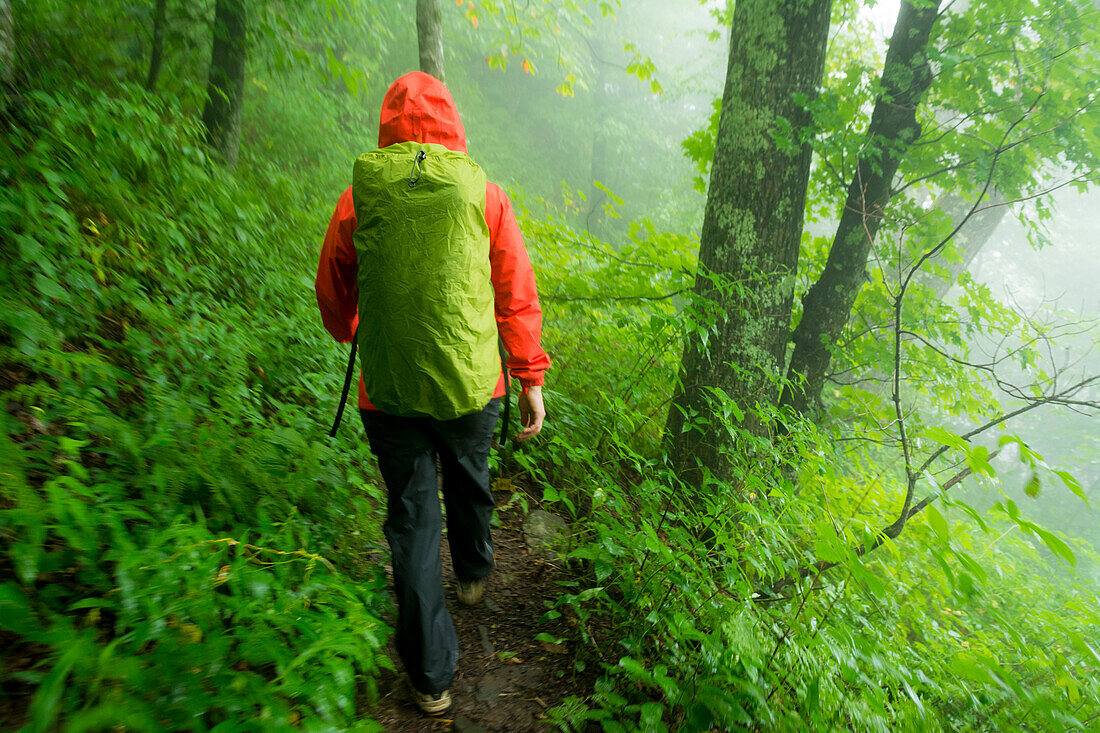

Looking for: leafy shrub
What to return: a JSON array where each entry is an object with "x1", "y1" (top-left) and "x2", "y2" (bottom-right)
[
  {"x1": 532, "y1": 416, "x2": 1099, "y2": 731},
  {"x1": 1, "y1": 81, "x2": 392, "y2": 730},
  {"x1": 516, "y1": 208, "x2": 1100, "y2": 731}
]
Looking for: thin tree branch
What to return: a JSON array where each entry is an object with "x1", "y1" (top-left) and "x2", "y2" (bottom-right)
[
  {"x1": 761, "y1": 455, "x2": 993, "y2": 595},
  {"x1": 914, "y1": 375, "x2": 1100, "y2": 477},
  {"x1": 544, "y1": 288, "x2": 688, "y2": 304},
  {"x1": 893, "y1": 95, "x2": 1096, "y2": 196}
]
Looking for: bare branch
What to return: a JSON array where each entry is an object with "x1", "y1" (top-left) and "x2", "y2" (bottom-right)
[
  {"x1": 893, "y1": 96, "x2": 1097, "y2": 197},
  {"x1": 566, "y1": 236, "x2": 670, "y2": 271},
  {"x1": 915, "y1": 374, "x2": 1100, "y2": 477}
]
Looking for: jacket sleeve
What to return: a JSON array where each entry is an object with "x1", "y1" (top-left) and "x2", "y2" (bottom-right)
[
  {"x1": 315, "y1": 186, "x2": 359, "y2": 343},
  {"x1": 486, "y1": 183, "x2": 551, "y2": 388}
]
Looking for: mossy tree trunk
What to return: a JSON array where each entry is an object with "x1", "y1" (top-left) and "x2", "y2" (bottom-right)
[
  {"x1": 666, "y1": 0, "x2": 833, "y2": 487},
  {"x1": 201, "y1": 0, "x2": 247, "y2": 166},
  {"x1": 417, "y1": 0, "x2": 445, "y2": 81},
  {"x1": 145, "y1": 0, "x2": 168, "y2": 92},
  {"x1": 781, "y1": 0, "x2": 942, "y2": 417},
  {"x1": 1, "y1": 0, "x2": 13, "y2": 87}
]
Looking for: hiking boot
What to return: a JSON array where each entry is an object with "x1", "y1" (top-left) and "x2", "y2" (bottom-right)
[
  {"x1": 408, "y1": 680, "x2": 452, "y2": 716},
  {"x1": 456, "y1": 577, "x2": 486, "y2": 606}
]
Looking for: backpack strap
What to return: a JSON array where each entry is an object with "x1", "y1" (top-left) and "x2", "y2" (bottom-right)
[{"x1": 328, "y1": 326, "x2": 359, "y2": 438}]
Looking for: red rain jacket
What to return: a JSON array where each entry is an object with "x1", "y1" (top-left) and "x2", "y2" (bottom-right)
[{"x1": 315, "y1": 71, "x2": 550, "y2": 411}]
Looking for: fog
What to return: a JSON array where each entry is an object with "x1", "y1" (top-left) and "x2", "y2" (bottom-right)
[
  {"x1": 970, "y1": 187, "x2": 1100, "y2": 549},
  {"x1": 465, "y1": 0, "x2": 1100, "y2": 553},
  {"x1": 6, "y1": 0, "x2": 1099, "y2": 726}
]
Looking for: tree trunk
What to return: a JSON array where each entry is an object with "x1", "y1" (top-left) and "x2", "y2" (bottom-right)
[
  {"x1": 666, "y1": 0, "x2": 833, "y2": 487},
  {"x1": 201, "y1": 0, "x2": 247, "y2": 166},
  {"x1": 586, "y1": 131, "x2": 609, "y2": 233},
  {"x1": 145, "y1": 0, "x2": 168, "y2": 92},
  {"x1": 782, "y1": 0, "x2": 941, "y2": 417},
  {"x1": 417, "y1": 0, "x2": 445, "y2": 81},
  {"x1": 924, "y1": 190, "x2": 1007, "y2": 298},
  {"x1": 1, "y1": 0, "x2": 13, "y2": 87},
  {"x1": 586, "y1": 47, "x2": 613, "y2": 238}
]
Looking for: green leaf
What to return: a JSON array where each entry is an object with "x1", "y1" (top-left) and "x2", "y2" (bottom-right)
[
  {"x1": 66, "y1": 598, "x2": 117, "y2": 612},
  {"x1": 29, "y1": 636, "x2": 85, "y2": 730},
  {"x1": 926, "y1": 504, "x2": 949, "y2": 541},
  {"x1": 11, "y1": 541, "x2": 42, "y2": 584},
  {"x1": 927, "y1": 426, "x2": 967, "y2": 451},
  {"x1": 35, "y1": 272, "x2": 70, "y2": 302},
  {"x1": 804, "y1": 675, "x2": 820, "y2": 715},
  {"x1": 1054, "y1": 470, "x2": 1087, "y2": 502},
  {"x1": 966, "y1": 445, "x2": 995, "y2": 478},
  {"x1": 639, "y1": 701, "x2": 666, "y2": 729},
  {"x1": 0, "y1": 583, "x2": 40, "y2": 635},
  {"x1": 951, "y1": 500, "x2": 989, "y2": 533},
  {"x1": 1023, "y1": 472, "x2": 1041, "y2": 499},
  {"x1": 1033, "y1": 527, "x2": 1075, "y2": 566},
  {"x1": 949, "y1": 654, "x2": 993, "y2": 684}
]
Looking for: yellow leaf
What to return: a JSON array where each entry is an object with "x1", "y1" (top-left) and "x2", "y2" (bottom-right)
[{"x1": 522, "y1": 58, "x2": 533, "y2": 74}]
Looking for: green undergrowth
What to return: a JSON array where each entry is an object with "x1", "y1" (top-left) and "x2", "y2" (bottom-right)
[
  {"x1": 517, "y1": 219, "x2": 1100, "y2": 730},
  {"x1": 1, "y1": 83, "x2": 391, "y2": 731},
  {"x1": 522, "y1": 405, "x2": 1100, "y2": 731}
]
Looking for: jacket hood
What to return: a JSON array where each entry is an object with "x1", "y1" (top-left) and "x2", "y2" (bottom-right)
[{"x1": 377, "y1": 72, "x2": 467, "y2": 153}]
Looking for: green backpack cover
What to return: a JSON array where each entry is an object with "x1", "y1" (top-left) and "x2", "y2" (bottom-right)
[{"x1": 351, "y1": 141, "x2": 499, "y2": 420}]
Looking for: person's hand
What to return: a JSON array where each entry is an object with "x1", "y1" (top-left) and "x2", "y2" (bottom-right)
[{"x1": 516, "y1": 385, "x2": 545, "y2": 441}]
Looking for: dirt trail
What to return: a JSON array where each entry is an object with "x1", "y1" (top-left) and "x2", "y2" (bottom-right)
[{"x1": 363, "y1": 487, "x2": 594, "y2": 732}]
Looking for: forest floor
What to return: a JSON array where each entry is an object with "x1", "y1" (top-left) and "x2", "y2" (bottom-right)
[{"x1": 360, "y1": 483, "x2": 595, "y2": 732}]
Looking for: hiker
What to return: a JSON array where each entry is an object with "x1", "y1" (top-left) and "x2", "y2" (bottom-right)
[{"x1": 314, "y1": 71, "x2": 550, "y2": 715}]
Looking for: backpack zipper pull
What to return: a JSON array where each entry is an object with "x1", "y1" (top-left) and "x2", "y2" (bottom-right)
[{"x1": 408, "y1": 149, "x2": 426, "y2": 188}]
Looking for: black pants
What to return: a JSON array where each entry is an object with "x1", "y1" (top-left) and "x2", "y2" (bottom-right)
[{"x1": 360, "y1": 399, "x2": 499, "y2": 695}]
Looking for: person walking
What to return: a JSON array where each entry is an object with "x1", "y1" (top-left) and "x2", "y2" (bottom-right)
[{"x1": 315, "y1": 71, "x2": 550, "y2": 715}]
